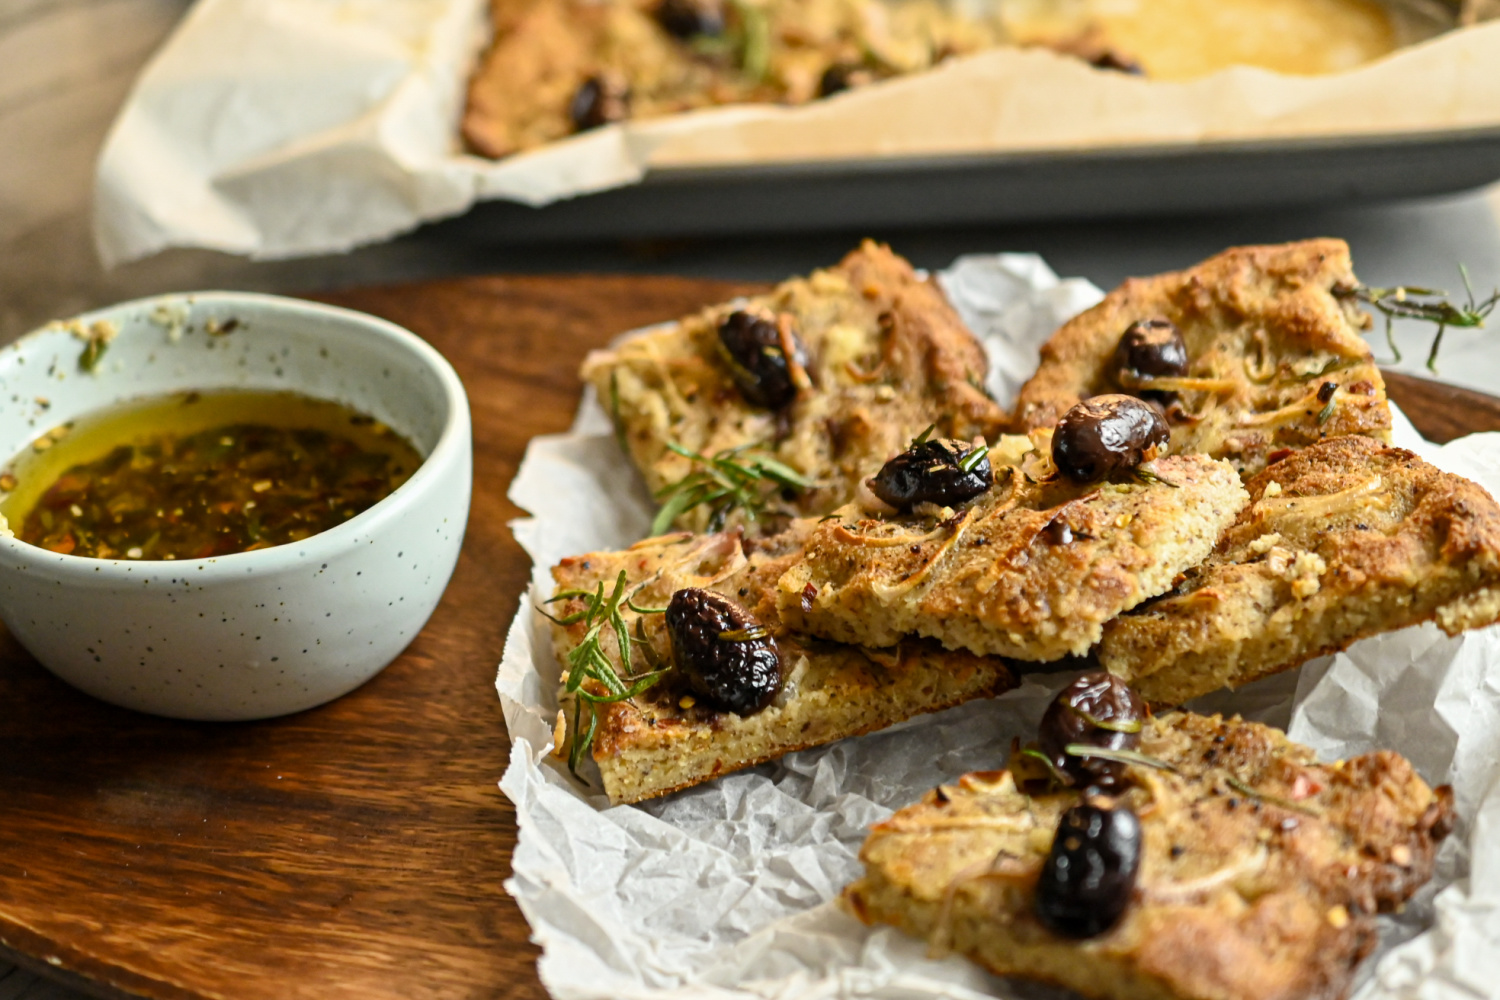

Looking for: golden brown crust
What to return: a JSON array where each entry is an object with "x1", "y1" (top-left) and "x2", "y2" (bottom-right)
[
  {"x1": 844, "y1": 712, "x2": 1454, "y2": 1000},
  {"x1": 775, "y1": 448, "x2": 1248, "y2": 661},
  {"x1": 583, "y1": 241, "x2": 1008, "y2": 532},
  {"x1": 1011, "y1": 239, "x2": 1391, "y2": 479},
  {"x1": 548, "y1": 527, "x2": 1016, "y2": 804},
  {"x1": 1100, "y1": 435, "x2": 1500, "y2": 705}
]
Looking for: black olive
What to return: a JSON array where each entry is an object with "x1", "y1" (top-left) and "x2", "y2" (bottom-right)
[
  {"x1": 1035, "y1": 803, "x2": 1142, "y2": 938},
  {"x1": 717, "y1": 310, "x2": 807, "y2": 410},
  {"x1": 1051, "y1": 394, "x2": 1169, "y2": 482},
  {"x1": 1088, "y1": 50, "x2": 1144, "y2": 75},
  {"x1": 654, "y1": 0, "x2": 725, "y2": 38},
  {"x1": 1037, "y1": 671, "x2": 1145, "y2": 789},
  {"x1": 818, "y1": 63, "x2": 875, "y2": 97},
  {"x1": 666, "y1": 588, "x2": 782, "y2": 715},
  {"x1": 868, "y1": 437, "x2": 993, "y2": 512},
  {"x1": 1112, "y1": 318, "x2": 1187, "y2": 401},
  {"x1": 570, "y1": 73, "x2": 631, "y2": 132}
]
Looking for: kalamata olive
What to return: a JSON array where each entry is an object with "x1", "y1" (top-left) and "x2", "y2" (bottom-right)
[
  {"x1": 717, "y1": 310, "x2": 807, "y2": 410},
  {"x1": 654, "y1": 0, "x2": 725, "y2": 38},
  {"x1": 868, "y1": 437, "x2": 993, "y2": 512},
  {"x1": 818, "y1": 63, "x2": 874, "y2": 97},
  {"x1": 1052, "y1": 394, "x2": 1169, "y2": 482},
  {"x1": 570, "y1": 73, "x2": 630, "y2": 132},
  {"x1": 666, "y1": 588, "x2": 782, "y2": 715},
  {"x1": 1038, "y1": 671, "x2": 1146, "y2": 789},
  {"x1": 1112, "y1": 319, "x2": 1187, "y2": 398},
  {"x1": 1035, "y1": 803, "x2": 1142, "y2": 938}
]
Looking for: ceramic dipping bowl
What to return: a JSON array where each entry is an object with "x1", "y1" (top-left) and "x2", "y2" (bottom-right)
[{"x1": 0, "y1": 293, "x2": 471, "y2": 720}]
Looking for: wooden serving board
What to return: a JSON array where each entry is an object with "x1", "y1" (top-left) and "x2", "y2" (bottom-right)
[{"x1": 0, "y1": 273, "x2": 1498, "y2": 1000}]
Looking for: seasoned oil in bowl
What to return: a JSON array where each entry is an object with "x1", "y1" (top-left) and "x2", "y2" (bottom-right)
[{"x1": 1, "y1": 390, "x2": 424, "y2": 561}]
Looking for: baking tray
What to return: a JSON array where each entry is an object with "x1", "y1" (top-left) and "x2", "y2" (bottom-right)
[{"x1": 447, "y1": 126, "x2": 1500, "y2": 243}]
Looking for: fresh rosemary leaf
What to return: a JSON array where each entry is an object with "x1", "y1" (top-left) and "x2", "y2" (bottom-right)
[
  {"x1": 958, "y1": 444, "x2": 989, "y2": 473},
  {"x1": 1064, "y1": 744, "x2": 1178, "y2": 772},
  {"x1": 1225, "y1": 776, "x2": 1322, "y2": 817},
  {"x1": 1134, "y1": 465, "x2": 1179, "y2": 489},
  {"x1": 1064, "y1": 702, "x2": 1143, "y2": 733},
  {"x1": 1018, "y1": 747, "x2": 1072, "y2": 787},
  {"x1": 653, "y1": 440, "x2": 811, "y2": 533}
]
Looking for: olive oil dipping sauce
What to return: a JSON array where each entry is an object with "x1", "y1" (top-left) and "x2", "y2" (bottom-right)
[{"x1": 1, "y1": 391, "x2": 424, "y2": 560}]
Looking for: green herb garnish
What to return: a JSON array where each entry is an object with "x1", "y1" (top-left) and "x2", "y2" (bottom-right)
[
  {"x1": 719, "y1": 625, "x2": 769, "y2": 641},
  {"x1": 1064, "y1": 702, "x2": 1144, "y2": 734},
  {"x1": 652, "y1": 441, "x2": 812, "y2": 535},
  {"x1": 958, "y1": 444, "x2": 990, "y2": 473},
  {"x1": 1225, "y1": 776, "x2": 1322, "y2": 817},
  {"x1": 1134, "y1": 465, "x2": 1178, "y2": 489},
  {"x1": 541, "y1": 570, "x2": 669, "y2": 776},
  {"x1": 1018, "y1": 747, "x2": 1072, "y2": 788},
  {"x1": 1336, "y1": 269, "x2": 1500, "y2": 373},
  {"x1": 1063, "y1": 744, "x2": 1177, "y2": 772}
]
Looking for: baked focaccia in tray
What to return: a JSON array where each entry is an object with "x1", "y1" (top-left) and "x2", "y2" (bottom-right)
[
  {"x1": 546, "y1": 527, "x2": 1016, "y2": 805},
  {"x1": 581, "y1": 241, "x2": 1007, "y2": 533},
  {"x1": 1010, "y1": 239, "x2": 1391, "y2": 480},
  {"x1": 775, "y1": 438, "x2": 1248, "y2": 662},
  {"x1": 844, "y1": 679, "x2": 1454, "y2": 1000},
  {"x1": 1100, "y1": 434, "x2": 1500, "y2": 706}
]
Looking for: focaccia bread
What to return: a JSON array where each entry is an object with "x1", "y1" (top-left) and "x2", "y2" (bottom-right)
[
  {"x1": 1011, "y1": 240, "x2": 1391, "y2": 480},
  {"x1": 776, "y1": 445, "x2": 1248, "y2": 661},
  {"x1": 1100, "y1": 434, "x2": 1500, "y2": 706},
  {"x1": 463, "y1": 0, "x2": 1007, "y2": 158},
  {"x1": 547, "y1": 527, "x2": 1016, "y2": 804},
  {"x1": 581, "y1": 241, "x2": 1007, "y2": 533},
  {"x1": 844, "y1": 711, "x2": 1454, "y2": 1000}
]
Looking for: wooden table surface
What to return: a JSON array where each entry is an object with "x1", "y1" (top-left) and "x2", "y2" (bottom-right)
[{"x1": 1, "y1": 273, "x2": 1499, "y2": 1000}]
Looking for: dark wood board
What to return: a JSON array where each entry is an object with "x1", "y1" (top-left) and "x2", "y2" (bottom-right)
[{"x1": 0, "y1": 274, "x2": 1496, "y2": 1000}]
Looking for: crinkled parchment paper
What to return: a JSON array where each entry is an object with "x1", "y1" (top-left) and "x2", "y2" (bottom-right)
[
  {"x1": 496, "y1": 252, "x2": 1500, "y2": 1000},
  {"x1": 94, "y1": 0, "x2": 1500, "y2": 264}
]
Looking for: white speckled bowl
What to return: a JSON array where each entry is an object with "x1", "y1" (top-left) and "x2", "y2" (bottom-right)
[{"x1": 0, "y1": 293, "x2": 471, "y2": 720}]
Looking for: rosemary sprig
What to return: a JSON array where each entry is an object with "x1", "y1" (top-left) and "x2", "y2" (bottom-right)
[
  {"x1": 1064, "y1": 744, "x2": 1178, "y2": 772},
  {"x1": 652, "y1": 441, "x2": 813, "y2": 535},
  {"x1": 1336, "y1": 270, "x2": 1500, "y2": 373},
  {"x1": 1225, "y1": 776, "x2": 1322, "y2": 817},
  {"x1": 958, "y1": 444, "x2": 990, "y2": 473},
  {"x1": 541, "y1": 570, "x2": 669, "y2": 776}
]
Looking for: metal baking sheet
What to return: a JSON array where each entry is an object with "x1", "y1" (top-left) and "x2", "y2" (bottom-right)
[{"x1": 448, "y1": 126, "x2": 1500, "y2": 243}]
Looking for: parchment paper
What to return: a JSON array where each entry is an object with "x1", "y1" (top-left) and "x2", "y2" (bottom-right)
[
  {"x1": 94, "y1": 1, "x2": 1500, "y2": 264},
  {"x1": 496, "y1": 252, "x2": 1500, "y2": 999}
]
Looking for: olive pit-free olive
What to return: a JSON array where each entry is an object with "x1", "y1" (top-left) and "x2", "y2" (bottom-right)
[
  {"x1": 1034, "y1": 803, "x2": 1143, "y2": 938},
  {"x1": 1037, "y1": 671, "x2": 1146, "y2": 789},
  {"x1": 1051, "y1": 394, "x2": 1169, "y2": 482},
  {"x1": 868, "y1": 437, "x2": 993, "y2": 512},
  {"x1": 666, "y1": 588, "x2": 782, "y2": 715}
]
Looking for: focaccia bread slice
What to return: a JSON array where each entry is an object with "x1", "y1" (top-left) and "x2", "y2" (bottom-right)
[
  {"x1": 776, "y1": 446, "x2": 1248, "y2": 661},
  {"x1": 1099, "y1": 434, "x2": 1500, "y2": 705},
  {"x1": 1011, "y1": 239, "x2": 1391, "y2": 479},
  {"x1": 547, "y1": 527, "x2": 1016, "y2": 805},
  {"x1": 581, "y1": 241, "x2": 1007, "y2": 533},
  {"x1": 844, "y1": 711, "x2": 1454, "y2": 1000}
]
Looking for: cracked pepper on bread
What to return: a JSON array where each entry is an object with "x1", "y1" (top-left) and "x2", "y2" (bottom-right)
[
  {"x1": 581, "y1": 241, "x2": 1007, "y2": 533},
  {"x1": 1100, "y1": 434, "x2": 1500, "y2": 706},
  {"x1": 547, "y1": 526, "x2": 1016, "y2": 805},
  {"x1": 1011, "y1": 240, "x2": 1391, "y2": 480},
  {"x1": 844, "y1": 710, "x2": 1454, "y2": 1000},
  {"x1": 776, "y1": 436, "x2": 1248, "y2": 661}
]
